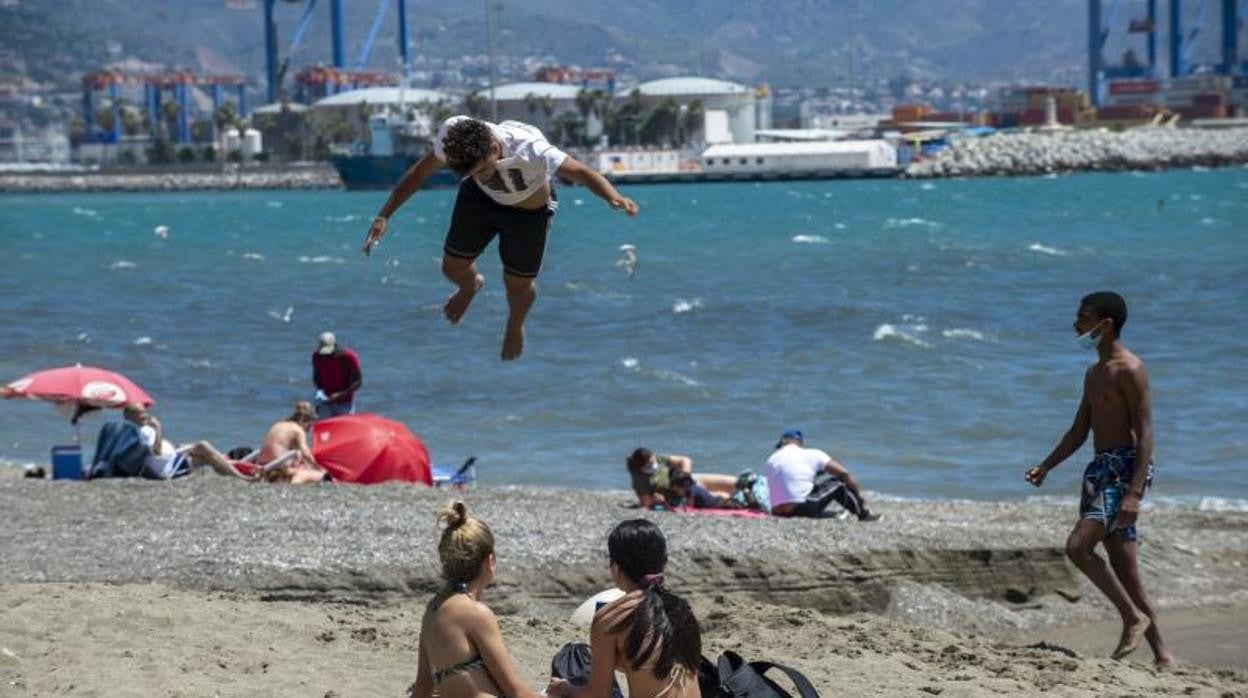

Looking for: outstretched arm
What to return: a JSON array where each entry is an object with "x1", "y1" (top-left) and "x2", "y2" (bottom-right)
[
  {"x1": 363, "y1": 153, "x2": 445, "y2": 255},
  {"x1": 1115, "y1": 364, "x2": 1153, "y2": 529},
  {"x1": 556, "y1": 158, "x2": 638, "y2": 216},
  {"x1": 1026, "y1": 388, "x2": 1092, "y2": 486}
]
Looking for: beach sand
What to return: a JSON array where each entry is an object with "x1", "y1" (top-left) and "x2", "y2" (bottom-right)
[{"x1": 1, "y1": 473, "x2": 1245, "y2": 696}]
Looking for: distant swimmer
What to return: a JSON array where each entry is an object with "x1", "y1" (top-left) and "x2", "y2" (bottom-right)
[
  {"x1": 362, "y1": 116, "x2": 638, "y2": 360},
  {"x1": 1024, "y1": 291, "x2": 1173, "y2": 667}
]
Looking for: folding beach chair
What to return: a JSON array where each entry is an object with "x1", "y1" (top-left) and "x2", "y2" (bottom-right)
[{"x1": 432, "y1": 456, "x2": 477, "y2": 489}]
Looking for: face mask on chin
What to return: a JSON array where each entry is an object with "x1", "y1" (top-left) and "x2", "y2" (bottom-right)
[{"x1": 1076, "y1": 320, "x2": 1106, "y2": 350}]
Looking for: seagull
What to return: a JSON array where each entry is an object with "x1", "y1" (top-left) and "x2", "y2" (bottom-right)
[
  {"x1": 616, "y1": 243, "x2": 638, "y2": 280},
  {"x1": 267, "y1": 306, "x2": 294, "y2": 323}
]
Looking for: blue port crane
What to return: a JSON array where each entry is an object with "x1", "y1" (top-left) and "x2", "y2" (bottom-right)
[
  {"x1": 261, "y1": 0, "x2": 411, "y2": 104},
  {"x1": 1088, "y1": 0, "x2": 1160, "y2": 106}
]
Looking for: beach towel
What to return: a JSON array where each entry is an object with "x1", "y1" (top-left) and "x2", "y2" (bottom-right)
[
  {"x1": 88, "y1": 421, "x2": 149, "y2": 478},
  {"x1": 670, "y1": 505, "x2": 769, "y2": 519}
]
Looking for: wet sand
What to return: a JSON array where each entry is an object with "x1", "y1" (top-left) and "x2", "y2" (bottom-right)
[{"x1": 1, "y1": 473, "x2": 1245, "y2": 695}]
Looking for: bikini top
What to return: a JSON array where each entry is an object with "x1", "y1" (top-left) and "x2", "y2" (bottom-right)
[{"x1": 430, "y1": 582, "x2": 488, "y2": 686}]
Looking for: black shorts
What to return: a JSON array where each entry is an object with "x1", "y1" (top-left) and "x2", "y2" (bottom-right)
[{"x1": 443, "y1": 179, "x2": 555, "y2": 278}]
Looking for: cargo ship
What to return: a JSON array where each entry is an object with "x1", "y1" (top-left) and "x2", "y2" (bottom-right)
[{"x1": 329, "y1": 112, "x2": 458, "y2": 191}]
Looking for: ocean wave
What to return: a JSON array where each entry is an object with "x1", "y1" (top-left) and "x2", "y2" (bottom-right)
[
  {"x1": 919, "y1": 182, "x2": 936, "y2": 190},
  {"x1": 873, "y1": 323, "x2": 932, "y2": 348},
  {"x1": 183, "y1": 359, "x2": 213, "y2": 369},
  {"x1": 1199, "y1": 217, "x2": 1218, "y2": 226},
  {"x1": 672, "y1": 298, "x2": 703, "y2": 314},
  {"x1": 1027, "y1": 243, "x2": 1067, "y2": 256},
  {"x1": 72, "y1": 207, "x2": 98, "y2": 217},
  {"x1": 620, "y1": 356, "x2": 702, "y2": 387},
  {"x1": 266, "y1": 201, "x2": 284, "y2": 208},
  {"x1": 241, "y1": 252, "x2": 265, "y2": 261},
  {"x1": 324, "y1": 214, "x2": 359, "y2": 222},
  {"x1": 297, "y1": 256, "x2": 345, "y2": 264},
  {"x1": 133, "y1": 336, "x2": 153, "y2": 346},
  {"x1": 109, "y1": 260, "x2": 136, "y2": 269},
  {"x1": 791, "y1": 234, "x2": 829, "y2": 244},
  {"x1": 884, "y1": 217, "x2": 941, "y2": 229},
  {"x1": 941, "y1": 328, "x2": 989, "y2": 342}
]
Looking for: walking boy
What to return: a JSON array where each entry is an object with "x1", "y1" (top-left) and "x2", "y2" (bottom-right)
[
  {"x1": 362, "y1": 116, "x2": 638, "y2": 360},
  {"x1": 1025, "y1": 291, "x2": 1173, "y2": 666}
]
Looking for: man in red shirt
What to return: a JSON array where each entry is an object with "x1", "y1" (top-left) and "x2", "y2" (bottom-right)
[{"x1": 312, "y1": 331, "x2": 362, "y2": 419}]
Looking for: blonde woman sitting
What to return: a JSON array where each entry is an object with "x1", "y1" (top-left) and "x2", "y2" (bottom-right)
[{"x1": 407, "y1": 501, "x2": 543, "y2": 698}]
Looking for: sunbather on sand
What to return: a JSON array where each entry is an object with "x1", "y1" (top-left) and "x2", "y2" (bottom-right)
[
  {"x1": 407, "y1": 501, "x2": 543, "y2": 698},
  {"x1": 122, "y1": 403, "x2": 248, "y2": 479},
  {"x1": 625, "y1": 447, "x2": 736, "y2": 509},
  {"x1": 255, "y1": 401, "x2": 328, "y2": 484}
]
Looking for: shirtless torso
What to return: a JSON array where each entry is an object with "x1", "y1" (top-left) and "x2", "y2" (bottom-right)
[
  {"x1": 258, "y1": 419, "x2": 324, "y2": 483},
  {"x1": 1083, "y1": 347, "x2": 1146, "y2": 451}
]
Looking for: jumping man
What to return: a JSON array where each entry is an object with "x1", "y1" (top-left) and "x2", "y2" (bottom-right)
[{"x1": 362, "y1": 116, "x2": 638, "y2": 360}]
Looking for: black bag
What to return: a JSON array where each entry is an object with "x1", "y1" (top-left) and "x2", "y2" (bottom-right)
[
  {"x1": 550, "y1": 642, "x2": 621, "y2": 697},
  {"x1": 699, "y1": 650, "x2": 820, "y2": 698}
]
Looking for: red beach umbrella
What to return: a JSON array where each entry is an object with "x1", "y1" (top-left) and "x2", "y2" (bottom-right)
[
  {"x1": 311, "y1": 413, "x2": 432, "y2": 485},
  {"x1": 2, "y1": 364, "x2": 154, "y2": 410}
]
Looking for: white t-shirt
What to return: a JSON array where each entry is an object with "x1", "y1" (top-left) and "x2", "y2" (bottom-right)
[
  {"x1": 765, "y1": 444, "x2": 831, "y2": 508},
  {"x1": 139, "y1": 425, "x2": 180, "y2": 478},
  {"x1": 433, "y1": 116, "x2": 568, "y2": 206}
]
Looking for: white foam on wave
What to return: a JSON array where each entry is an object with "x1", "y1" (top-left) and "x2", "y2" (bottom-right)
[
  {"x1": 324, "y1": 214, "x2": 359, "y2": 223},
  {"x1": 942, "y1": 328, "x2": 989, "y2": 342},
  {"x1": 1197, "y1": 496, "x2": 1248, "y2": 513},
  {"x1": 672, "y1": 298, "x2": 703, "y2": 314},
  {"x1": 133, "y1": 337, "x2": 153, "y2": 346},
  {"x1": 72, "y1": 207, "x2": 98, "y2": 217},
  {"x1": 242, "y1": 252, "x2": 265, "y2": 261},
  {"x1": 297, "y1": 256, "x2": 345, "y2": 264},
  {"x1": 266, "y1": 201, "x2": 284, "y2": 208},
  {"x1": 919, "y1": 182, "x2": 936, "y2": 190},
  {"x1": 1027, "y1": 243, "x2": 1067, "y2": 256},
  {"x1": 184, "y1": 358, "x2": 213, "y2": 369},
  {"x1": 873, "y1": 323, "x2": 932, "y2": 348},
  {"x1": 620, "y1": 356, "x2": 702, "y2": 387},
  {"x1": 885, "y1": 217, "x2": 941, "y2": 229},
  {"x1": 791, "y1": 234, "x2": 829, "y2": 244},
  {"x1": 1200, "y1": 217, "x2": 1218, "y2": 226},
  {"x1": 109, "y1": 260, "x2": 136, "y2": 269}
]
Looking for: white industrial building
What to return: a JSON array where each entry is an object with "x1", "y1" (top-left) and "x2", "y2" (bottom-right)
[
  {"x1": 623, "y1": 77, "x2": 760, "y2": 145},
  {"x1": 473, "y1": 81, "x2": 603, "y2": 141},
  {"x1": 700, "y1": 140, "x2": 899, "y2": 177},
  {"x1": 312, "y1": 87, "x2": 452, "y2": 138}
]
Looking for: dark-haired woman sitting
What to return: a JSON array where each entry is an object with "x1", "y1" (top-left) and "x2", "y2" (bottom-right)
[
  {"x1": 547, "y1": 519, "x2": 702, "y2": 698},
  {"x1": 407, "y1": 501, "x2": 543, "y2": 698}
]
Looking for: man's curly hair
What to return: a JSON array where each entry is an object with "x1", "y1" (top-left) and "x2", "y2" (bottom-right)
[{"x1": 442, "y1": 119, "x2": 494, "y2": 175}]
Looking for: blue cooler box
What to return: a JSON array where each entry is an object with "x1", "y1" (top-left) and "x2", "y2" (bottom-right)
[{"x1": 51, "y1": 445, "x2": 83, "y2": 480}]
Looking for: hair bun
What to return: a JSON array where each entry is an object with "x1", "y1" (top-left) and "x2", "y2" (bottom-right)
[{"x1": 438, "y1": 501, "x2": 469, "y2": 529}]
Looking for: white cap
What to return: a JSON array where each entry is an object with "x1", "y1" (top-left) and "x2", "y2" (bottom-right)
[{"x1": 317, "y1": 331, "x2": 337, "y2": 355}]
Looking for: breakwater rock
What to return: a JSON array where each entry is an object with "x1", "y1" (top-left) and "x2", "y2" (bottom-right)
[
  {"x1": 906, "y1": 126, "x2": 1248, "y2": 178},
  {"x1": 0, "y1": 166, "x2": 341, "y2": 193}
]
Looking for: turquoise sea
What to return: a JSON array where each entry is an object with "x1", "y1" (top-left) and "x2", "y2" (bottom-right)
[{"x1": 1, "y1": 168, "x2": 1246, "y2": 504}]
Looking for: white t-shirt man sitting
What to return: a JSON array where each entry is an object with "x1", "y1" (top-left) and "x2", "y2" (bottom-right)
[{"x1": 764, "y1": 429, "x2": 878, "y2": 520}]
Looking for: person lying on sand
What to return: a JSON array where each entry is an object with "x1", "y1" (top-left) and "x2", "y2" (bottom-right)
[
  {"x1": 1025, "y1": 291, "x2": 1173, "y2": 667},
  {"x1": 547, "y1": 519, "x2": 701, "y2": 698},
  {"x1": 122, "y1": 403, "x2": 248, "y2": 479},
  {"x1": 625, "y1": 447, "x2": 736, "y2": 509},
  {"x1": 407, "y1": 501, "x2": 543, "y2": 698},
  {"x1": 254, "y1": 401, "x2": 328, "y2": 484}
]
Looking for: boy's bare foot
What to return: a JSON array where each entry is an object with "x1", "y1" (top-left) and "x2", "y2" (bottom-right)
[
  {"x1": 1111, "y1": 616, "x2": 1151, "y2": 660},
  {"x1": 1153, "y1": 655, "x2": 1176, "y2": 671},
  {"x1": 444, "y1": 274, "x2": 484, "y2": 324},
  {"x1": 501, "y1": 320, "x2": 525, "y2": 361}
]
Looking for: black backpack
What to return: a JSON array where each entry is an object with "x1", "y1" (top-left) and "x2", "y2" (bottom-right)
[
  {"x1": 698, "y1": 651, "x2": 820, "y2": 698},
  {"x1": 550, "y1": 642, "x2": 622, "y2": 698}
]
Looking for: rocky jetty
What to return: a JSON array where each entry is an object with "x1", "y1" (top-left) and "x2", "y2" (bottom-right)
[
  {"x1": 0, "y1": 166, "x2": 341, "y2": 193},
  {"x1": 907, "y1": 126, "x2": 1248, "y2": 178}
]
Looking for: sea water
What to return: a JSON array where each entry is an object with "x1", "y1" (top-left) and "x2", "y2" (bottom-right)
[{"x1": 1, "y1": 168, "x2": 1245, "y2": 503}]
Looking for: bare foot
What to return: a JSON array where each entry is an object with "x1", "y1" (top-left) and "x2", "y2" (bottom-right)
[
  {"x1": 444, "y1": 274, "x2": 484, "y2": 325},
  {"x1": 1111, "y1": 616, "x2": 1151, "y2": 660},
  {"x1": 501, "y1": 320, "x2": 525, "y2": 361},
  {"x1": 1153, "y1": 655, "x2": 1176, "y2": 671}
]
